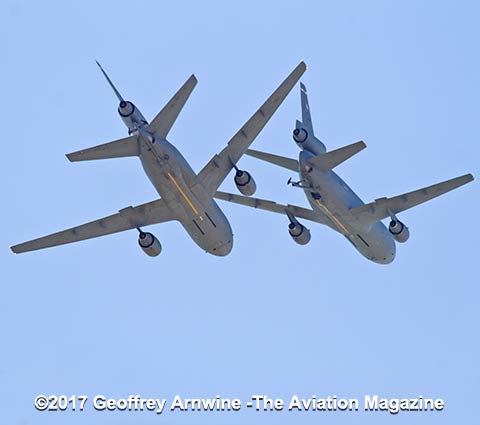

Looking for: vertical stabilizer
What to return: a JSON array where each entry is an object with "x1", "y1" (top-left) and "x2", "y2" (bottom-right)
[
  {"x1": 300, "y1": 82, "x2": 314, "y2": 133},
  {"x1": 293, "y1": 83, "x2": 326, "y2": 154},
  {"x1": 96, "y1": 61, "x2": 125, "y2": 102},
  {"x1": 95, "y1": 61, "x2": 148, "y2": 135}
]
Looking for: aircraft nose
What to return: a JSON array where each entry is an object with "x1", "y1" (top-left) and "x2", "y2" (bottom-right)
[
  {"x1": 375, "y1": 249, "x2": 396, "y2": 264},
  {"x1": 213, "y1": 239, "x2": 233, "y2": 257}
]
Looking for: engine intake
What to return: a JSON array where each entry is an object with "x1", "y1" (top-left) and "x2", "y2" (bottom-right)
[
  {"x1": 288, "y1": 221, "x2": 311, "y2": 245},
  {"x1": 117, "y1": 100, "x2": 148, "y2": 135},
  {"x1": 293, "y1": 127, "x2": 308, "y2": 143},
  {"x1": 234, "y1": 169, "x2": 256, "y2": 196},
  {"x1": 138, "y1": 231, "x2": 162, "y2": 256},
  {"x1": 118, "y1": 100, "x2": 135, "y2": 117},
  {"x1": 292, "y1": 126, "x2": 327, "y2": 155},
  {"x1": 389, "y1": 220, "x2": 410, "y2": 243}
]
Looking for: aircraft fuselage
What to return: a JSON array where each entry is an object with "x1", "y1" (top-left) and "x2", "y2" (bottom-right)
[
  {"x1": 298, "y1": 150, "x2": 395, "y2": 264},
  {"x1": 138, "y1": 131, "x2": 233, "y2": 256}
]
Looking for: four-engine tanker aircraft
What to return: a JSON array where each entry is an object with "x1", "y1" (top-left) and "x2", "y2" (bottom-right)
[
  {"x1": 215, "y1": 82, "x2": 474, "y2": 264},
  {"x1": 10, "y1": 61, "x2": 306, "y2": 256}
]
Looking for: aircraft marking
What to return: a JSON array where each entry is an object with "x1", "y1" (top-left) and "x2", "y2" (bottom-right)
[{"x1": 167, "y1": 172, "x2": 200, "y2": 216}]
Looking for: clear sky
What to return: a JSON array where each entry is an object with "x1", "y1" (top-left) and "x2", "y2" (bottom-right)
[{"x1": 1, "y1": 1, "x2": 479, "y2": 424}]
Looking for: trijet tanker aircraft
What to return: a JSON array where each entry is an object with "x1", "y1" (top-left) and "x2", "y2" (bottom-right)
[
  {"x1": 10, "y1": 61, "x2": 306, "y2": 256},
  {"x1": 215, "y1": 83, "x2": 474, "y2": 264}
]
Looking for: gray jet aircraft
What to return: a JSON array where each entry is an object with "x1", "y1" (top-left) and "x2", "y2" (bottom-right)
[
  {"x1": 215, "y1": 82, "x2": 474, "y2": 264},
  {"x1": 10, "y1": 61, "x2": 306, "y2": 256}
]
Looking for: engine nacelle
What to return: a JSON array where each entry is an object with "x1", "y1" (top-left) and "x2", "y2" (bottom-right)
[
  {"x1": 118, "y1": 100, "x2": 148, "y2": 134},
  {"x1": 138, "y1": 231, "x2": 162, "y2": 257},
  {"x1": 234, "y1": 169, "x2": 256, "y2": 196},
  {"x1": 288, "y1": 221, "x2": 311, "y2": 245},
  {"x1": 293, "y1": 127, "x2": 308, "y2": 143},
  {"x1": 292, "y1": 126, "x2": 327, "y2": 155},
  {"x1": 389, "y1": 220, "x2": 410, "y2": 243},
  {"x1": 118, "y1": 100, "x2": 135, "y2": 117}
]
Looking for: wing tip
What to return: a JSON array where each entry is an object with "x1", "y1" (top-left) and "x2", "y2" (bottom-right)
[
  {"x1": 66, "y1": 151, "x2": 86, "y2": 162},
  {"x1": 10, "y1": 245, "x2": 20, "y2": 254},
  {"x1": 455, "y1": 173, "x2": 474, "y2": 186}
]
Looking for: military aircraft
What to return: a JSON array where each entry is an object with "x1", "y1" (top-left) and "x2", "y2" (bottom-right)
[
  {"x1": 215, "y1": 82, "x2": 474, "y2": 264},
  {"x1": 10, "y1": 61, "x2": 306, "y2": 256}
]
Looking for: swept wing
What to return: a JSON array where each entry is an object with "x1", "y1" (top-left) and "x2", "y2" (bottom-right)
[
  {"x1": 11, "y1": 199, "x2": 174, "y2": 254},
  {"x1": 214, "y1": 190, "x2": 328, "y2": 226},
  {"x1": 350, "y1": 173, "x2": 474, "y2": 226},
  {"x1": 198, "y1": 62, "x2": 306, "y2": 194}
]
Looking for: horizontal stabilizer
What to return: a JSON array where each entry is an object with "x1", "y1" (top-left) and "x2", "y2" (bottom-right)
[
  {"x1": 307, "y1": 141, "x2": 366, "y2": 172},
  {"x1": 66, "y1": 135, "x2": 138, "y2": 162},
  {"x1": 351, "y1": 173, "x2": 474, "y2": 226},
  {"x1": 148, "y1": 74, "x2": 197, "y2": 139},
  {"x1": 246, "y1": 149, "x2": 299, "y2": 171}
]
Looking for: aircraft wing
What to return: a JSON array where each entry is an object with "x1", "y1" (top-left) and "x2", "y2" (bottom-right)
[
  {"x1": 215, "y1": 190, "x2": 329, "y2": 225},
  {"x1": 10, "y1": 198, "x2": 174, "y2": 254},
  {"x1": 198, "y1": 61, "x2": 306, "y2": 195},
  {"x1": 350, "y1": 173, "x2": 474, "y2": 226}
]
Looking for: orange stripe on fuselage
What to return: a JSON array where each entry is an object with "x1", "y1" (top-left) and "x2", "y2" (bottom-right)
[
  {"x1": 314, "y1": 199, "x2": 352, "y2": 237},
  {"x1": 167, "y1": 172, "x2": 199, "y2": 216}
]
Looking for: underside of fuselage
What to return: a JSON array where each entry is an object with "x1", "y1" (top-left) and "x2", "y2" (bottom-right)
[
  {"x1": 138, "y1": 133, "x2": 233, "y2": 256},
  {"x1": 299, "y1": 151, "x2": 396, "y2": 264}
]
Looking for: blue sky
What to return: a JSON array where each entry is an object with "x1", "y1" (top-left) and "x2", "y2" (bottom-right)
[{"x1": 1, "y1": 1, "x2": 478, "y2": 424}]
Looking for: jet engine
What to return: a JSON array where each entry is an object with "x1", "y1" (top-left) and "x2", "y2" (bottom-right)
[
  {"x1": 288, "y1": 221, "x2": 311, "y2": 245},
  {"x1": 389, "y1": 219, "x2": 410, "y2": 243},
  {"x1": 138, "y1": 231, "x2": 162, "y2": 256},
  {"x1": 292, "y1": 126, "x2": 326, "y2": 155},
  {"x1": 118, "y1": 100, "x2": 148, "y2": 134},
  {"x1": 118, "y1": 100, "x2": 135, "y2": 117},
  {"x1": 234, "y1": 169, "x2": 257, "y2": 196},
  {"x1": 293, "y1": 127, "x2": 309, "y2": 144}
]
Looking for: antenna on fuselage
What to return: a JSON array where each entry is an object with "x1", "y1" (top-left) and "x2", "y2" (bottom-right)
[{"x1": 95, "y1": 60, "x2": 125, "y2": 102}]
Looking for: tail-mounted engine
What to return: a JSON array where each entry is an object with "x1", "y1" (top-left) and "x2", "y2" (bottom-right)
[
  {"x1": 138, "y1": 230, "x2": 162, "y2": 256},
  {"x1": 95, "y1": 62, "x2": 149, "y2": 135},
  {"x1": 234, "y1": 168, "x2": 257, "y2": 196},
  {"x1": 288, "y1": 220, "x2": 311, "y2": 245},
  {"x1": 293, "y1": 127, "x2": 309, "y2": 144},
  {"x1": 118, "y1": 100, "x2": 135, "y2": 117},
  {"x1": 389, "y1": 219, "x2": 410, "y2": 243},
  {"x1": 118, "y1": 100, "x2": 148, "y2": 135},
  {"x1": 292, "y1": 122, "x2": 326, "y2": 155}
]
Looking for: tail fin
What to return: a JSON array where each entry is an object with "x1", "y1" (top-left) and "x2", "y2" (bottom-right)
[
  {"x1": 300, "y1": 82, "x2": 313, "y2": 133},
  {"x1": 147, "y1": 74, "x2": 197, "y2": 139},
  {"x1": 66, "y1": 135, "x2": 138, "y2": 162},
  {"x1": 294, "y1": 83, "x2": 326, "y2": 154},
  {"x1": 96, "y1": 60, "x2": 125, "y2": 102}
]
